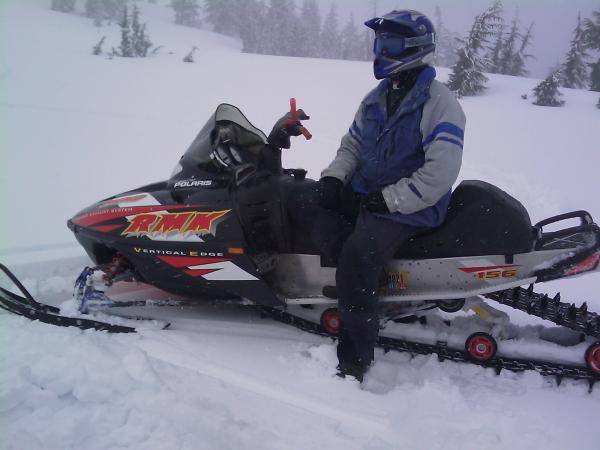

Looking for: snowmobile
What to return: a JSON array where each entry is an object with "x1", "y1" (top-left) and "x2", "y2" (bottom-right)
[{"x1": 1, "y1": 101, "x2": 599, "y2": 386}]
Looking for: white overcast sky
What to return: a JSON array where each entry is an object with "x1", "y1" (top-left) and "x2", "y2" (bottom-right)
[{"x1": 321, "y1": 0, "x2": 599, "y2": 78}]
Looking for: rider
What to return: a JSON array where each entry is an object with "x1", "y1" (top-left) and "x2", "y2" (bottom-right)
[{"x1": 316, "y1": 10, "x2": 466, "y2": 382}]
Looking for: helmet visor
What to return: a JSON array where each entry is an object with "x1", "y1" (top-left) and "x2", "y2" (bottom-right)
[{"x1": 374, "y1": 32, "x2": 435, "y2": 58}]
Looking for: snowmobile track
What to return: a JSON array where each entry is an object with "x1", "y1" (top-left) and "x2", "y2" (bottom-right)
[
  {"x1": 259, "y1": 290, "x2": 600, "y2": 390},
  {"x1": 484, "y1": 285, "x2": 600, "y2": 339}
]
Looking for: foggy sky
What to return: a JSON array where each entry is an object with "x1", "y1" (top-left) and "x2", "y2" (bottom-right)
[{"x1": 320, "y1": 0, "x2": 599, "y2": 78}]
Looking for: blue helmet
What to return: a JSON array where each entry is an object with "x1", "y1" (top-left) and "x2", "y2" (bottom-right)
[{"x1": 365, "y1": 10, "x2": 436, "y2": 80}]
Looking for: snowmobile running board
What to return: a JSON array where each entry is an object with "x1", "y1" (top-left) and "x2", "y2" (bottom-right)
[{"x1": 1, "y1": 262, "x2": 598, "y2": 388}]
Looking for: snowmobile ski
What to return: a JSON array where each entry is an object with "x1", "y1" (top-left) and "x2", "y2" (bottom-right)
[{"x1": 0, "y1": 263, "x2": 135, "y2": 333}]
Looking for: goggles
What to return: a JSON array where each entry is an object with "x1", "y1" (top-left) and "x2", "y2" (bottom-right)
[{"x1": 373, "y1": 32, "x2": 435, "y2": 58}]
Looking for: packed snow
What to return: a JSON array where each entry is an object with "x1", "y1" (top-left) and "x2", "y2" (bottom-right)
[{"x1": 1, "y1": 2, "x2": 600, "y2": 449}]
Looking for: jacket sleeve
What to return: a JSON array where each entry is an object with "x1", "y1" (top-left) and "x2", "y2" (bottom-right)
[
  {"x1": 382, "y1": 82, "x2": 466, "y2": 215},
  {"x1": 319, "y1": 103, "x2": 365, "y2": 184}
]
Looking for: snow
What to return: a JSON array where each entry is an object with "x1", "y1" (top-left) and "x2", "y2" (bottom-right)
[{"x1": 1, "y1": 2, "x2": 600, "y2": 449}]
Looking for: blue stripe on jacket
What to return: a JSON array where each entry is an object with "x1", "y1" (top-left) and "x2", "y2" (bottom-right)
[
  {"x1": 422, "y1": 122, "x2": 464, "y2": 147},
  {"x1": 436, "y1": 136, "x2": 463, "y2": 149}
]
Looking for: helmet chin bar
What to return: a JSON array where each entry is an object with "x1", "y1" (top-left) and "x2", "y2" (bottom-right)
[{"x1": 374, "y1": 51, "x2": 434, "y2": 80}]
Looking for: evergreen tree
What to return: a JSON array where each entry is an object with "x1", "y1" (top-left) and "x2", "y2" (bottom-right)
[
  {"x1": 340, "y1": 13, "x2": 361, "y2": 60},
  {"x1": 533, "y1": 69, "x2": 565, "y2": 106},
  {"x1": 118, "y1": 5, "x2": 133, "y2": 57},
  {"x1": 597, "y1": 96, "x2": 600, "y2": 109},
  {"x1": 320, "y1": 4, "x2": 340, "y2": 59},
  {"x1": 86, "y1": 0, "x2": 128, "y2": 24},
  {"x1": 583, "y1": 9, "x2": 600, "y2": 91},
  {"x1": 486, "y1": 24, "x2": 505, "y2": 73},
  {"x1": 361, "y1": 28, "x2": 373, "y2": 62},
  {"x1": 433, "y1": 6, "x2": 459, "y2": 68},
  {"x1": 446, "y1": 0, "x2": 503, "y2": 97},
  {"x1": 298, "y1": 0, "x2": 322, "y2": 58},
  {"x1": 582, "y1": 9, "x2": 600, "y2": 49},
  {"x1": 51, "y1": 0, "x2": 76, "y2": 13},
  {"x1": 589, "y1": 61, "x2": 600, "y2": 92},
  {"x1": 511, "y1": 22, "x2": 534, "y2": 77},
  {"x1": 92, "y1": 36, "x2": 107, "y2": 55},
  {"x1": 183, "y1": 46, "x2": 198, "y2": 62},
  {"x1": 264, "y1": 0, "x2": 298, "y2": 56},
  {"x1": 86, "y1": 0, "x2": 103, "y2": 26},
  {"x1": 561, "y1": 14, "x2": 589, "y2": 89},
  {"x1": 498, "y1": 14, "x2": 519, "y2": 75},
  {"x1": 170, "y1": 0, "x2": 200, "y2": 27},
  {"x1": 204, "y1": 0, "x2": 238, "y2": 37},
  {"x1": 238, "y1": 0, "x2": 268, "y2": 54},
  {"x1": 131, "y1": 5, "x2": 152, "y2": 56}
]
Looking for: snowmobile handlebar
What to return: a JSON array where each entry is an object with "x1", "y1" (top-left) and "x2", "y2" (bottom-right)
[{"x1": 285, "y1": 98, "x2": 312, "y2": 140}]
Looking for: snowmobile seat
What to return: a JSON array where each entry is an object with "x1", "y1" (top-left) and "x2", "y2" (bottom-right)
[{"x1": 396, "y1": 180, "x2": 535, "y2": 259}]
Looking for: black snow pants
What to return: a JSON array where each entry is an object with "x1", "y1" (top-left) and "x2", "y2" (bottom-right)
[
  {"x1": 334, "y1": 210, "x2": 424, "y2": 367},
  {"x1": 286, "y1": 181, "x2": 427, "y2": 367}
]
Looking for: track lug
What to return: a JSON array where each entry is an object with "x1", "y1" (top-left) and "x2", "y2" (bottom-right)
[
  {"x1": 568, "y1": 303, "x2": 577, "y2": 319},
  {"x1": 588, "y1": 379, "x2": 596, "y2": 393},
  {"x1": 556, "y1": 374, "x2": 563, "y2": 386},
  {"x1": 553, "y1": 293, "x2": 561, "y2": 304}
]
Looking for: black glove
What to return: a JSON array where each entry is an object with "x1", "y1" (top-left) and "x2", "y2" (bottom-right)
[
  {"x1": 319, "y1": 177, "x2": 343, "y2": 211},
  {"x1": 267, "y1": 109, "x2": 310, "y2": 149},
  {"x1": 362, "y1": 191, "x2": 390, "y2": 214}
]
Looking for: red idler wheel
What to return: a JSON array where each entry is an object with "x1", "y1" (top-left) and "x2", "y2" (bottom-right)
[
  {"x1": 585, "y1": 342, "x2": 600, "y2": 375},
  {"x1": 320, "y1": 308, "x2": 340, "y2": 336},
  {"x1": 465, "y1": 332, "x2": 498, "y2": 362}
]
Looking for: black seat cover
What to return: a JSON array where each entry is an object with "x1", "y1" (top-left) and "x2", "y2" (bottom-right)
[{"x1": 397, "y1": 180, "x2": 534, "y2": 259}]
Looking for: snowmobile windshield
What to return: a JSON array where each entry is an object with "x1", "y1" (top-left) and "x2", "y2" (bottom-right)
[{"x1": 174, "y1": 104, "x2": 268, "y2": 175}]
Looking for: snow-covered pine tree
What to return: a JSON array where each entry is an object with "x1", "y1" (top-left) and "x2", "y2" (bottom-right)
[
  {"x1": 264, "y1": 0, "x2": 298, "y2": 56},
  {"x1": 170, "y1": 0, "x2": 200, "y2": 27},
  {"x1": 298, "y1": 0, "x2": 322, "y2": 58},
  {"x1": 238, "y1": 0, "x2": 268, "y2": 54},
  {"x1": 320, "y1": 4, "x2": 340, "y2": 59},
  {"x1": 561, "y1": 13, "x2": 589, "y2": 89},
  {"x1": 204, "y1": 0, "x2": 238, "y2": 37},
  {"x1": 433, "y1": 6, "x2": 446, "y2": 67},
  {"x1": 597, "y1": 96, "x2": 600, "y2": 109},
  {"x1": 85, "y1": 0, "x2": 103, "y2": 26},
  {"x1": 446, "y1": 0, "x2": 503, "y2": 97},
  {"x1": 511, "y1": 22, "x2": 534, "y2": 77},
  {"x1": 118, "y1": 5, "x2": 133, "y2": 57},
  {"x1": 51, "y1": 0, "x2": 76, "y2": 13},
  {"x1": 498, "y1": 14, "x2": 519, "y2": 75},
  {"x1": 131, "y1": 5, "x2": 152, "y2": 57},
  {"x1": 590, "y1": 62, "x2": 600, "y2": 92},
  {"x1": 583, "y1": 9, "x2": 600, "y2": 91},
  {"x1": 433, "y1": 6, "x2": 459, "y2": 68},
  {"x1": 340, "y1": 13, "x2": 361, "y2": 60},
  {"x1": 183, "y1": 46, "x2": 198, "y2": 62},
  {"x1": 533, "y1": 69, "x2": 565, "y2": 107},
  {"x1": 86, "y1": 0, "x2": 128, "y2": 24},
  {"x1": 486, "y1": 23, "x2": 505, "y2": 73},
  {"x1": 92, "y1": 36, "x2": 107, "y2": 55}
]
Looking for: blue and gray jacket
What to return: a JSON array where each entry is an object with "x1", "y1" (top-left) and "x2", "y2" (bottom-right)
[{"x1": 321, "y1": 66, "x2": 466, "y2": 228}]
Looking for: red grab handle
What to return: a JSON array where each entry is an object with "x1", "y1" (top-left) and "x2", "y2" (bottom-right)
[{"x1": 288, "y1": 98, "x2": 312, "y2": 140}]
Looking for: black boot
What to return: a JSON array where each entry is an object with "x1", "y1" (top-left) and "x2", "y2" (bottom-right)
[{"x1": 336, "y1": 361, "x2": 369, "y2": 383}]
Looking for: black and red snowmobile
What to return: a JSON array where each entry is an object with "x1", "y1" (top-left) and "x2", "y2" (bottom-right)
[{"x1": 1, "y1": 101, "x2": 599, "y2": 386}]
